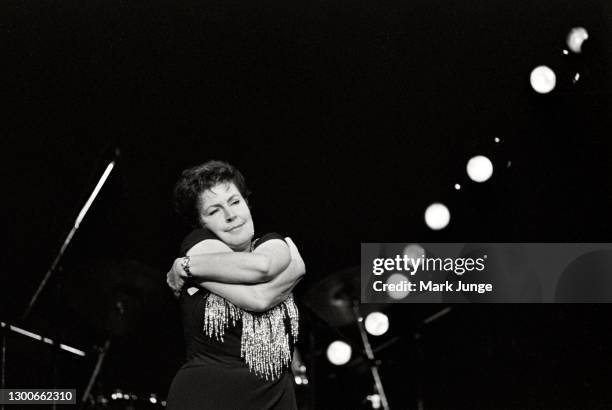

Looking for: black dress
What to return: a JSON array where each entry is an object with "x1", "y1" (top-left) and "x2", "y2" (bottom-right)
[{"x1": 166, "y1": 229, "x2": 298, "y2": 410}]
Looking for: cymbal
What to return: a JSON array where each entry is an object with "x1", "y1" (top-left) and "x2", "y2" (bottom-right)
[
  {"x1": 300, "y1": 266, "x2": 387, "y2": 327},
  {"x1": 555, "y1": 249, "x2": 612, "y2": 302}
]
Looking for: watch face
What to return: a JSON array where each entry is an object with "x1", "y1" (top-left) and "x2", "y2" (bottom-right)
[{"x1": 182, "y1": 256, "x2": 192, "y2": 277}]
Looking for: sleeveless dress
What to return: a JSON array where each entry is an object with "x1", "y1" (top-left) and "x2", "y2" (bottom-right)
[{"x1": 166, "y1": 229, "x2": 299, "y2": 410}]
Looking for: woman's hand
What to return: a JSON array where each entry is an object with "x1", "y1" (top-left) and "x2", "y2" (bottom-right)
[{"x1": 166, "y1": 258, "x2": 186, "y2": 298}]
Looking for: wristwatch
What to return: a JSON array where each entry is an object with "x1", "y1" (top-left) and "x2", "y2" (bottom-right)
[{"x1": 181, "y1": 256, "x2": 193, "y2": 278}]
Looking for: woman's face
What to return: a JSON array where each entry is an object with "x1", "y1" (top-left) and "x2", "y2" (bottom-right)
[{"x1": 198, "y1": 182, "x2": 255, "y2": 251}]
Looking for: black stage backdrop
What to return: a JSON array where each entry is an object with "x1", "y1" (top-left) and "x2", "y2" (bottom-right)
[{"x1": 3, "y1": 0, "x2": 612, "y2": 408}]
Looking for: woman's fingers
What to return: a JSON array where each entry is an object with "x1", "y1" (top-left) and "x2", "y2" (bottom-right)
[{"x1": 166, "y1": 269, "x2": 185, "y2": 292}]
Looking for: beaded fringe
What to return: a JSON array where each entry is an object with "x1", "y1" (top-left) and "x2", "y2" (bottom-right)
[{"x1": 203, "y1": 293, "x2": 299, "y2": 380}]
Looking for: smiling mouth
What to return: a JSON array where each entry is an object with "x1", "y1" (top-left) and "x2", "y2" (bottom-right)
[{"x1": 227, "y1": 224, "x2": 244, "y2": 232}]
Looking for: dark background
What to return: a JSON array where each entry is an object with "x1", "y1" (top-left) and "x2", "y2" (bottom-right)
[{"x1": 3, "y1": 0, "x2": 612, "y2": 408}]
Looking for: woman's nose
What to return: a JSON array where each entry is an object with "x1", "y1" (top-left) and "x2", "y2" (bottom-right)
[{"x1": 224, "y1": 208, "x2": 237, "y2": 221}]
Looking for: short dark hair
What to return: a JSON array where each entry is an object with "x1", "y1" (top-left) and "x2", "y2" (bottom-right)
[{"x1": 173, "y1": 160, "x2": 251, "y2": 227}]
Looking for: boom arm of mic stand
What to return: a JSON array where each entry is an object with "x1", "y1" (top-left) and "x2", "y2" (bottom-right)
[{"x1": 22, "y1": 159, "x2": 117, "y2": 320}]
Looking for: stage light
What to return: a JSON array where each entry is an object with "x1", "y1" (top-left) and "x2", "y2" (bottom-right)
[
  {"x1": 150, "y1": 395, "x2": 158, "y2": 404},
  {"x1": 326, "y1": 341, "x2": 352, "y2": 365},
  {"x1": 494, "y1": 137, "x2": 500, "y2": 143},
  {"x1": 367, "y1": 394, "x2": 382, "y2": 409},
  {"x1": 403, "y1": 244, "x2": 425, "y2": 264},
  {"x1": 454, "y1": 183, "x2": 461, "y2": 190},
  {"x1": 365, "y1": 312, "x2": 389, "y2": 336},
  {"x1": 386, "y1": 273, "x2": 411, "y2": 300},
  {"x1": 573, "y1": 73, "x2": 580, "y2": 84},
  {"x1": 294, "y1": 372, "x2": 309, "y2": 385},
  {"x1": 466, "y1": 155, "x2": 493, "y2": 183},
  {"x1": 566, "y1": 27, "x2": 588, "y2": 53},
  {"x1": 424, "y1": 203, "x2": 450, "y2": 230},
  {"x1": 530, "y1": 65, "x2": 556, "y2": 94}
]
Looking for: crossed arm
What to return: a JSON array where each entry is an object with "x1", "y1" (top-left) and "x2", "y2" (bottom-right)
[{"x1": 166, "y1": 237, "x2": 306, "y2": 312}]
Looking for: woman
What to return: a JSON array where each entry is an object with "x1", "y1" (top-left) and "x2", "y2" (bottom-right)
[{"x1": 165, "y1": 160, "x2": 305, "y2": 410}]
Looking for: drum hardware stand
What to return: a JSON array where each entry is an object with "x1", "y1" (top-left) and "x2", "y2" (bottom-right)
[
  {"x1": 80, "y1": 339, "x2": 111, "y2": 409},
  {"x1": 352, "y1": 301, "x2": 390, "y2": 410},
  {"x1": 1, "y1": 326, "x2": 6, "y2": 410}
]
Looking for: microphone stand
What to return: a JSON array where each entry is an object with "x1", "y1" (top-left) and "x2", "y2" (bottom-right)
[
  {"x1": 352, "y1": 301, "x2": 390, "y2": 410},
  {"x1": 1, "y1": 327, "x2": 6, "y2": 410},
  {"x1": 22, "y1": 154, "x2": 118, "y2": 320}
]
